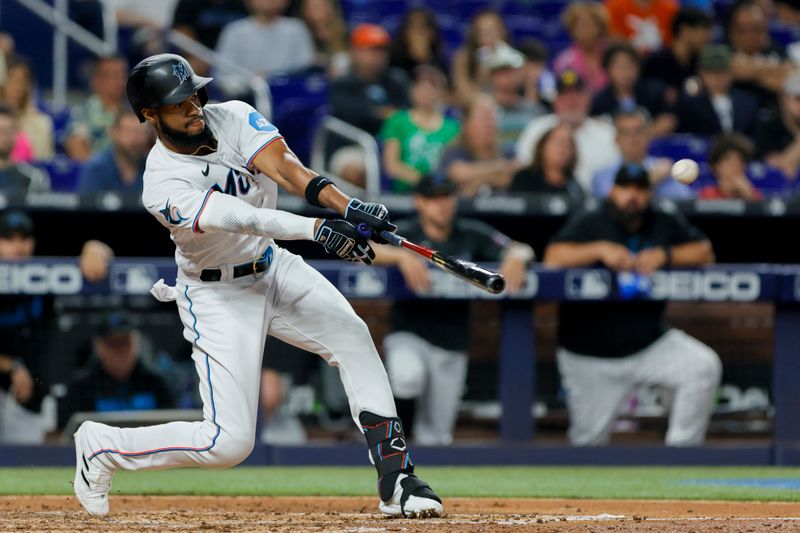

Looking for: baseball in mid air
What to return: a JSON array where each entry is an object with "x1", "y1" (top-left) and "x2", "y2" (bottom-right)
[{"x1": 671, "y1": 159, "x2": 699, "y2": 184}]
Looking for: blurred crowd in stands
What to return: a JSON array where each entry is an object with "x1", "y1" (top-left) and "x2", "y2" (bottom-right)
[
  {"x1": 0, "y1": 0, "x2": 797, "y2": 445},
  {"x1": 0, "y1": 0, "x2": 798, "y2": 200}
]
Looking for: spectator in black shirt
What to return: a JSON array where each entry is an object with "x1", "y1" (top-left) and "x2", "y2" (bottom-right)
[
  {"x1": 509, "y1": 122, "x2": 583, "y2": 202},
  {"x1": 641, "y1": 7, "x2": 713, "y2": 106},
  {"x1": 727, "y1": 0, "x2": 793, "y2": 110},
  {"x1": 591, "y1": 41, "x2": 675, "y2": 137},
  {"x1": 0, "y1": 211, "x2": 48, "y2": 443},
  {"x1": 389, "y1": 7, "x2": 448, "y2": 79},
  {"x1": 0, "y1": 210, "x2": 114, "y2": 442},
  {"x1": 328, "y1": 23, "x2": 409, "y2": 187},
  {"x1": 675, "y1": 44, "x2": 760, "y2": 137},
  {"x1": 330, "y1": 24, "x2": 409, "y2": 135},
  {"x1": 754, "y1": 70, "x2": 800, "y2": 180},
  {"x1": 373, "y1": 175, "x2": 533, "y2": 445},
  {"x1": 58, "y1": 311, "x2": 174, "y2": 431},
  {"x1": 543, "y1": 163, "x2": 721, "y2": 446}
]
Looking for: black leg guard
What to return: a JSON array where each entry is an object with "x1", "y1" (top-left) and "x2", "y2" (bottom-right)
[
  {"x1": 394, "y1": 399, "x2": 416, "y2": 441},
  {"x1": 359, "y1": 411, "x2": 414, "y2": 502}
]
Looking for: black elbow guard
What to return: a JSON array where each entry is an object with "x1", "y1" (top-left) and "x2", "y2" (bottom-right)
[{"x1": 305, "y1": 176, "x2": 335, "y2": 207}]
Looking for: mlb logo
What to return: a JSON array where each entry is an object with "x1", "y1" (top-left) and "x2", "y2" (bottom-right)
[
  {"x1": 110, "y1": 264, "x2": 159, "y2": 295},
  {"x1": 566, "y1": 270, "x2": 610, "y2": 300},
  {"x1": 339, "y1": 268, "x2": 386, "y2": 298}
]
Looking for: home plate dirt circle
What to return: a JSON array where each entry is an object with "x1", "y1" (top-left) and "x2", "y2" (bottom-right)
[{"x1": 2, "y1": 495, "x2": 799, "y2": 532}]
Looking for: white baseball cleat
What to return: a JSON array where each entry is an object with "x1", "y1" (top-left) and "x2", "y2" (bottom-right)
[
  {"x1": 379, "y1": 473, "x2": 444, "y2": 518},
  {"x1": 73, "y1": 422, "x2": 114, "y2": 516}
]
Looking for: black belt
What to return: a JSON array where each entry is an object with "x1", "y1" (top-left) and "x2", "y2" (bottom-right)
[{"x1": 200, "y1": 246, "x2": 274, "y2": 282}]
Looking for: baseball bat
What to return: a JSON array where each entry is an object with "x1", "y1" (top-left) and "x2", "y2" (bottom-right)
[{"x1": 374, "y1": 228, "x2": 506, "y2": 295}]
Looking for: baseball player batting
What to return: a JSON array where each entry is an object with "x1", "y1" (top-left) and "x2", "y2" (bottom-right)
[{"x1": 72, "y1": 54, "x2": 442, "y2": 519}]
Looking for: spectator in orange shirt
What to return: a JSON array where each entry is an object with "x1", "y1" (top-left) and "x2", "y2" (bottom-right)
[
  {"x1": 605, "y1": 0, "x2": 679, "y2": 55},
  {"x1": 699, "y1": 133, "x2": 763, "y2": 201}
]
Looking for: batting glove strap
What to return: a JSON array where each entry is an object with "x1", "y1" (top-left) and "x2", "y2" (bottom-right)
[
  {"x1": 314, "y1": 219, "x2": 375, "y2": 265},
  {"x1": 400, "y1": 475, "x2": 441, "y2": 513},
  {"x1": 360, "y1": 411, "x2": 414, "y2": 502}
]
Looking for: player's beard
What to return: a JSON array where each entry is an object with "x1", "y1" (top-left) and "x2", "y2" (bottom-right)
[
  {"x1": 610, "y1": 201, "x2": 648, "y2": 231},
  {"x1": 159, "y1": 119, "x2": 215, "y2": 150}
]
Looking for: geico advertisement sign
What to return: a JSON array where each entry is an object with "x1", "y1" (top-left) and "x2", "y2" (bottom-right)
[
  {"x1": 649, "y1": 271, "x2": 761, "y2": 301},
  {"x1": 0, "y1": 263, "x2": 82, "y2": 294}
]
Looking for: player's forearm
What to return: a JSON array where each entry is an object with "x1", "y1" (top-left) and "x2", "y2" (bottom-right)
[
  {"x1": 543, "y1": 242, "x2": 605, "y2": 268},
  {"x1": 371, "y1": 243, "x2": 408, "y2": 266},
  {"x1": 0, "y1": 355, "x2": 13, "y2": 373},
  {"x1": 385, "y1": 162, "x2": 422, "y2": 186},
  {"x1": 252, "y1": 140, "x2": 352, "y2": 215},
  {"x1": 669, "y1": 240, "x2": 715, "y2": 266},
  {"x1": 449, "y1": 160, "x2": 500, "y2": 184},
  {"x1": 776, "y1": 138, "x2": 800, "y2": 178},
  {"x1": 502, "y1": 242, "x2": 535, "y2": 263},
  {"x1": 382, "y1": 141, "x2": 422, "y2": 186},
  {"x1": 198, "y1": 192, "x2": 317, "y2": 240},
  {"x1": 449, "y1": 160, "x2": 516, "y2": 189}
]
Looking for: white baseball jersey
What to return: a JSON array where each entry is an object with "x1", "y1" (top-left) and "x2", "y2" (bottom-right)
[
  {"x1": 75, "y1": 91, "x2": 404, "y2": 516},
  {"x1": 142, "y1": 100, "x2": 285, "y2": 276}
]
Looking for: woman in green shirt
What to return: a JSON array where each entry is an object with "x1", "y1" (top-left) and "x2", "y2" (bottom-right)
[{"x1": 380, "y1": 66, "x2": 460, "y2": 192}]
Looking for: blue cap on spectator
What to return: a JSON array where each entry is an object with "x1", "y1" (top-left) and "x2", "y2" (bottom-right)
[
  {"x1": 0, "y1": 210, "x2": 34, "y2": 238},
  {"x1": 96, "y1": 310, "x2": 136, "y2": 338}
]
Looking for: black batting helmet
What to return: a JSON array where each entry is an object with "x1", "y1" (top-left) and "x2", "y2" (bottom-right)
[{"x1": 127, "y1": 54, "x2": 212, "y2": 123}]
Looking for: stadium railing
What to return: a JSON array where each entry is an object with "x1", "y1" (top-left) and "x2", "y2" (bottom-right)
[{"x1": 3, "y1": 258, "x2": 799, "y2": 454}]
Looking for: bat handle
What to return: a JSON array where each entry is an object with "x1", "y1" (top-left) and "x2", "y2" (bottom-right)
[{"x1": 378, "y1": 230, "x2": 404, "y2": 246}]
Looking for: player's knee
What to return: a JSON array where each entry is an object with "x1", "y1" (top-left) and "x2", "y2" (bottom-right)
[
  {"x1": 209, "y1": 433, "x2": 255, "y2": 468},
  {"x1": 387, "y1": 352, "x2": 426, "y2": 399},
  {"x1": 349, "y1": 315, "x2": 373, "y2": 342},
  {"x1": 691, "y1": 346, "x2": 723, "y2": 389}
]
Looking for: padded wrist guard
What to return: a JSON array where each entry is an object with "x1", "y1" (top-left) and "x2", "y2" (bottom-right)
[{"x1": 305, "y1": 176, "x2": 334, "y2": 207}]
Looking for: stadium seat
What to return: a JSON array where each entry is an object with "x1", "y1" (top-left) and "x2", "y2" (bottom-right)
[
  {"x1": 770, "y1": 23, "x2": 800, "y2": 49},
  {"x1": 748, "y1": 162, "x2": 795, "y2": 195},
  {"x1": 437, "y1": 14, "x2": 468, "y2": 57},
  {"x1": 34, "y1": 155, "x2": 84, "y2": 192},
  {"x1": 339, "y1": 0, "x2": 408, "y2": 24},
  {"x1": 268, "y1": 71, "x2": 329, "y2": 163},
  {"x1": 690, "y1": 163, "x2": 716, "y2": 191},
  {"x1": 39, "y1": 102, "x2": 72, "y2": 154},
  {"x1": 648, "y1": 135, "x2": 711, "y2": 163}
]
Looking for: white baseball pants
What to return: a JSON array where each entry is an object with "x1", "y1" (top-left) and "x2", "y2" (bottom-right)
[
  {"x1": 557, "y1": 328, "x2": 722, "y2": 447},
  {"x1": 384, "y1": 332, "x2": 468, "y2": 446},
  {"x1": 82, "y1": 246, "x2": 396, "y2": 472}
]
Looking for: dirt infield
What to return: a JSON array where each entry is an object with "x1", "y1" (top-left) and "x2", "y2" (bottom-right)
[{"x1": 2, "y1": 495, "x2": 799, "y2": 532}]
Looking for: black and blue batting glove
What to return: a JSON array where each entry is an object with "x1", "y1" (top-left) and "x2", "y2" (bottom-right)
[
  {"x1": 344, "y1": 198, "x2": 396, "y2": 244},
  {"x1": 314, "y1": 219, "x2": 375, "y2": 265}
]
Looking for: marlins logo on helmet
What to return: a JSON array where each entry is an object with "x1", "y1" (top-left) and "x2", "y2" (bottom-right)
[{"x1": 172, "y1": 62, "x2": 190, "y2": 84}]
